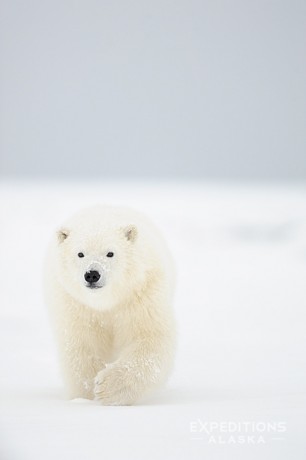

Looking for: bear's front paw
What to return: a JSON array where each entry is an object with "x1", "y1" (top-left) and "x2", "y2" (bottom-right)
[{"x1": 94, "y1": 364, "x2": 139, "y2": 406}]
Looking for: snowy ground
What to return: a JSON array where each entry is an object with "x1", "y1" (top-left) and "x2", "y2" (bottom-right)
[{"x1": 1, "y1": 180, "x2": 306, "y2": 460}]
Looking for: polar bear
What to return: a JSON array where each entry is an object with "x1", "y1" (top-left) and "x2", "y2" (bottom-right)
[{"x1": 44, "y1": 205, "x2": 176, "y2": 405}]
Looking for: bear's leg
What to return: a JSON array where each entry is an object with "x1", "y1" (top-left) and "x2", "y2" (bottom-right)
[
  {"x1": 61, "y1": 345, "x2": 106, "y2": 399},
  {"x1": 56, "y1": 316, "x2": 111, "y2": 399},
  {"x1": 94, "y1": 339, "x2": 173, "y2": 405}
]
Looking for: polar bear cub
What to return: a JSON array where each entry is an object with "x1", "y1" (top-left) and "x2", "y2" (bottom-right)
[{"x1": 45, "y1": 205, "x2": 176, "y2": 405}]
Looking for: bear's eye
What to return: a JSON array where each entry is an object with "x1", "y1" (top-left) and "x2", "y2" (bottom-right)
[
  {"x1": 78, "y1": 252, "x2": 84, "y2": 258},
  {"x1": 106, "y1": 252, "x2": 114, "y2": 258}
]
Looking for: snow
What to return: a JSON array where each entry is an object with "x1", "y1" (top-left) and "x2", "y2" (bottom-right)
[{"x1": 1, "y1": 180, "x2": 306, "y2": 460}]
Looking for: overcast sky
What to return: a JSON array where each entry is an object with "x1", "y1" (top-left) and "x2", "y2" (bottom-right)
[{"x1": 1, "y1": 0, "x2": 305, "y2": 180}]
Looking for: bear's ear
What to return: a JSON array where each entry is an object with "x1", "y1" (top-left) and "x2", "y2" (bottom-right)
[
  {"x1": 122, "y1": 224, "x2": 138, "y2": 243},
  {"x1": 57, "y1": 228, "x2": 70, "y2": 243}
]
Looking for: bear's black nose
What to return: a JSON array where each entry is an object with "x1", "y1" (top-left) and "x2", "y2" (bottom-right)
[{"x1": 84, "y1": 270, "x2": 101, "y2": 284}]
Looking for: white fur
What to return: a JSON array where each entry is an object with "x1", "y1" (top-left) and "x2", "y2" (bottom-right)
[{"x1": 44, "y1": 205, "x2": 176, "y2": 405}]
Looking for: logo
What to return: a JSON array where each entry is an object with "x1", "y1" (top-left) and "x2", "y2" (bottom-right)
[{"x1": 189, "y1": 420, "x2": 287, "y2": 444}]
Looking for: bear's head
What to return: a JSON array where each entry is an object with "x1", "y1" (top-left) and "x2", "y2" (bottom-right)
[{"x1": 53, "y1": 207, "x2": 149, "y2": 311}]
